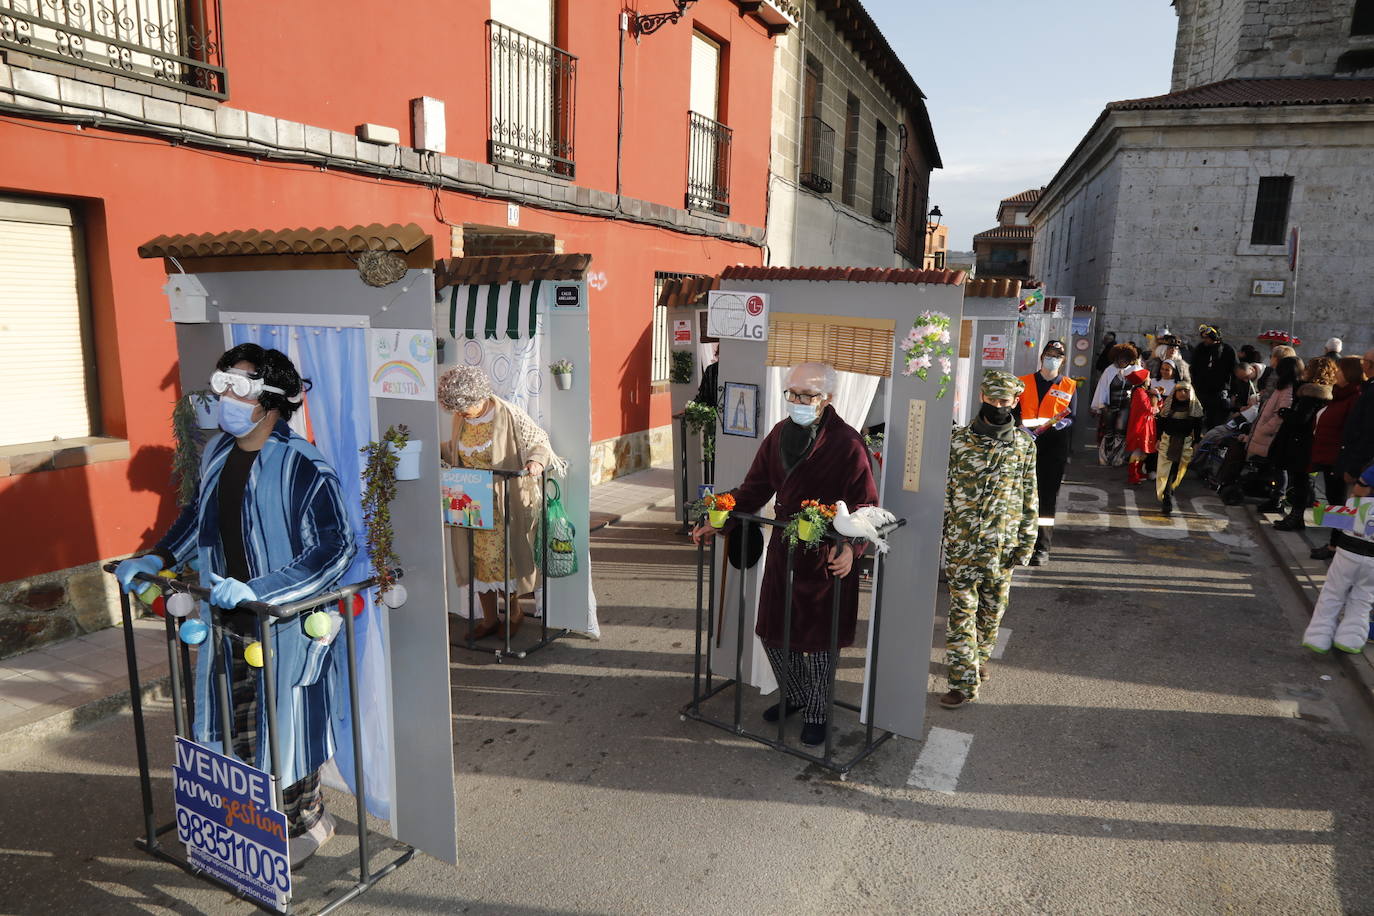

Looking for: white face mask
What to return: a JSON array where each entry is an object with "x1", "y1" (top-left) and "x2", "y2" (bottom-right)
[
  {"x1": 788, "y1": 402, "x2": 819, "y2": 426},
  {"x1": 1041, "y1": 356, "x2": 1064, "y2": 374},
  {"x1": 218, "y1": 397, "x2": 265, "y2": 438}
]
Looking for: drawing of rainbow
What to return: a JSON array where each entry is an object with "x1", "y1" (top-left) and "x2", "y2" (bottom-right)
[{"x1": 372, "y1": 360, "x2": 426, "y2": 394}]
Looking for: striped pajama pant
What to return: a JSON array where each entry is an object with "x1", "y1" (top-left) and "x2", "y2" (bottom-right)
[
  {"x1": 764, "y1": 647, "x2": 836, "y2": 725},
  {"x1": 229, "y1": 650, "x2": 325, "y2": 837}
]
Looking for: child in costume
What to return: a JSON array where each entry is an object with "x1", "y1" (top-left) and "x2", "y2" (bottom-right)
[
  {"x1": 1301, "y1": 464, "x2": 1374, "y2": 654},
  {"x1": 1155, "y1": 381, "x2": 1205, "y2": 514},
  {"x1": 1124, "y1": 367, "x2": 1160, "y2": 486}
]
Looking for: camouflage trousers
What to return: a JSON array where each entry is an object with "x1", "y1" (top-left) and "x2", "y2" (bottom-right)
[{"x1": 945, "y1": 568, "x2": 1013, "y2": 699}]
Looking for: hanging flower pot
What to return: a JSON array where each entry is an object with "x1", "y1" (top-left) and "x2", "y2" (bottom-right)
[
  {"x1": 796, "y1": 519, "x2": 816, "y2": 541},
  {"x1": 708, "y1": 508, "x2": 730, "y2": 528},
  {"x1": 394, "y1": 440, "x2": 423, "y2": 481},
  {"x1": 551, "y1": 359, "x2": 574, "y2": 390},
  {"x1": 700, "y1": 492, "x2": 735, "y2": 529},
  {"x1": 191, "y1": 392, "x2": 219, "y2": 430}
]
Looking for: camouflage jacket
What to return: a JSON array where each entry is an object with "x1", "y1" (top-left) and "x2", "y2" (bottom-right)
[{"x1": 942, "y1": 423, "x2": 1039, "y2": 577}]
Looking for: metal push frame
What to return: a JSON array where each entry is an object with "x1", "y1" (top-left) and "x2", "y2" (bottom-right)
[
  {"x1": 680, "y1": 511, "x2": 904, "y2": 779},
  {"x1": 106, "y1": 563, "x2": 416, "y2": 915},
  {"x1": 450, "y1": 468, "x2": 572, "y2": 661}
]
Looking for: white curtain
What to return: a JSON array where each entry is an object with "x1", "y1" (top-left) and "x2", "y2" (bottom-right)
[{"x1": 764, "y1": 365, "x2": 879, "y2": 432}]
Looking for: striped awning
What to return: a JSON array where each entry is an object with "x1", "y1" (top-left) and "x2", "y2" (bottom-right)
[{"x1": 448, "y1": 281, "x2": 542, "y2": 340}]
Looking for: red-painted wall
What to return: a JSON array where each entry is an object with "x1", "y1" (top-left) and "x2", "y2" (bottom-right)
[{"x1": 0, "y1": 1, "x2": 775, "y2": 582}]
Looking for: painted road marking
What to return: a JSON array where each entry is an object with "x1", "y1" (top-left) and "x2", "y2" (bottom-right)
[
  {"x1": 907, "y1": 727, "x2": 973, "y2": 794},
  {"x1": 1061, "y1": 484, "x2": 1258, "y2": 548},
  {"x1": 991, "y1": 627, "x2": 1011, "y2": 659}
]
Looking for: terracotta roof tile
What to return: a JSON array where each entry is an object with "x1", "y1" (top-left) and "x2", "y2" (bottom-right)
[
  {"x1": 964, "y1": 277, "x2": 1022, "y2": 299},
  {"x1": 720, "y1": 265, "x2": 966, "y2": 285},
  {"x1": 1108, "y1": 77, "x2": 1374, "y2": 111},
  {"x1": 434, "y1": 253, "x2": 590, "y2": 289},
  {"x1": 999, "y1": 188, "x2": 1043, "y2": 205},
  {"x1": 972, "y1": 225, "x2": 1034, "y2": 242},
  {"x1": 655, "y1": 274, "x2": 718, "y2": 309},
  {"x1": 138, "y1": 223, "x2": 430, "y2": 258}
]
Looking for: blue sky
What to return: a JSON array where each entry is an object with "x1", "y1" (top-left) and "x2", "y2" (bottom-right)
[{"x1": 861, "y1": 0, "x2": 1179, "y2": 250}]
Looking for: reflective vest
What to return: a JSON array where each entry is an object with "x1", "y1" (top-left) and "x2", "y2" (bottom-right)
[{"x1": 1018, "y1": 373, "x2": 1076, "y2": 423}]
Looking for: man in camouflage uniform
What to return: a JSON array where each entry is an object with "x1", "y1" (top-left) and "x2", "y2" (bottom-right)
[{"x1": 940, "y1": 369, "x2": 1039, "y2": 709}]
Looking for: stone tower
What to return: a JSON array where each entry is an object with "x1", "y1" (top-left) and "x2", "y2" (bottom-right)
[{"x1": 1170, "y1": 0, "x2": 1374, "y2": 90}]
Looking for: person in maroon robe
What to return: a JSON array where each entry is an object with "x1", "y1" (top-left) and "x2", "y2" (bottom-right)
[{"x1": 692, "y1": 362, "x2": 878, "y2": 747}]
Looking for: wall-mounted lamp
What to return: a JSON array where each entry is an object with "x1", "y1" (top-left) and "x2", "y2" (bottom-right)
[
  {"x1": 926, "y1": 205, "x2": 943, "y2": 236},
  {"x1": 631, "y1": 0, "x2": 698, "y2": 38}
]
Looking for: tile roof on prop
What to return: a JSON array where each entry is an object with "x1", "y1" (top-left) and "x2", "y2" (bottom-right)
[
  {"x1": 964, "y1": 277, "x2": 1022, "y2": 299},
  {"x1": 1108, "y1": 77, "x2": 1374, "y2": 111},
  {"x1": 656, "y1": 274, "x2": 719, "y2": 309},
  {"x1": 434, "y1": 253, "x2": 591, "y2": 290},
  {"x1": 972, "y1": 225, "x2": 1034, "y2": 242},
  {"x1": 138, "y1": 223, "x2": 430, "y2": 258},
  {"x1": 720, "y1": 265, "x2": 966, "y2": 285}
]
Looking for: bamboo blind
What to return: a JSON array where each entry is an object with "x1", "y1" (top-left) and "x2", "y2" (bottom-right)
[{"x1": 766, "y1": 312, "x2": 896, "y2": 378}]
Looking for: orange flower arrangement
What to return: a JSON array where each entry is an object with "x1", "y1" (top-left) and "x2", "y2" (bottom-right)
[
  {"x1": 707, "y1": 492, "x2": 737, "y2": 512},
  {"x1": 788, "y1": 500, "x2": 837, "y2": 548}
]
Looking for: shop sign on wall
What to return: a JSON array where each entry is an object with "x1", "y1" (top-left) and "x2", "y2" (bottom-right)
[
  {"x1": 368, "y1": 329, "x2": 436, "y2": 401},
  {"x1": 707, "y1": 291, "x2": 769, "y2": 341},
  {"x1": 672, "y1": 319, "x2": 694, "y2": 346}
]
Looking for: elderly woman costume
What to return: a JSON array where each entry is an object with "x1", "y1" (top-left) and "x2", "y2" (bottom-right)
[
  {"x1": 692, "y1": 362, "x2": 878, "y2": 748},
  {"x1": 437, "y1": 365, "x2": 563, "y2": 643}
]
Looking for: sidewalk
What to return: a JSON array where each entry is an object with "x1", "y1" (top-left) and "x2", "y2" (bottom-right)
[
  {"x1": 0, "y1": 463, "x2": 677, "y2": 746},
  {"x1": 1251, "y1": 505, "x2": 1374, "y2": 706}
]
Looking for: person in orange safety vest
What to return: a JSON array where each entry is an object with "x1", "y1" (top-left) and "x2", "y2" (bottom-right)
[{"x1": 1017, "y1": 340, "x2": 1078, "y2": 566}]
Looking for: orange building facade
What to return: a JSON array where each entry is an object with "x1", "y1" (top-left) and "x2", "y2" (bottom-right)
[{"x1": 0, "y1": 0, "x2": 786, "y2": 649}]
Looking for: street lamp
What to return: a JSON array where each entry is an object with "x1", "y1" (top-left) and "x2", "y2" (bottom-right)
[
  {"x1": 632, "y1": 0, "x2": 699, "y2": 37},
  {"x1": 927, "y1": 205, "x2": 943, "y2": 234},
  {"x1": 926, "y1": 205, "x2": 944, "y2": 268}
]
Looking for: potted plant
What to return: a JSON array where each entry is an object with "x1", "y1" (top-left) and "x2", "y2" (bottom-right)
[
  {"x1": 682, "y1": 400, "x2": 719, "y2": 463},
  {"x1": 360, "y1": 424, "x2": 409, "y2": 598},
  {"x1": 669, "y1": 350, "x2": 694, "y2": 385},
  {"x1": 704, "y1": 491, "x2": 736, "y2": 528},
  {"x1": 785, "y1": 500, "x2": 837, "y2": 549},
  {"x1": 551, "y1": 359, "x2": 575, "y2": 390}
]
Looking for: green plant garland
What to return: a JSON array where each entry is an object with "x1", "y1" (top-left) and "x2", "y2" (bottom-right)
[
  {"x1": 682, "y1": 400, "x2": 719, "y2": 462},
  {"x1": 360, "y1": 424, "x2": 409, "y2": 596},
  {"x1": 669, "y1": 350, "x2": 694, "y2": 385},
  {"x1": 171, "y1": 390, "x2": 212, "y2": 507}
]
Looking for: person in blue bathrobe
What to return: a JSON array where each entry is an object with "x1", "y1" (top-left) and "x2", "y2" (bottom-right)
[{"x1": 116, "y1": 343, "x2": 356, "y2": 865}]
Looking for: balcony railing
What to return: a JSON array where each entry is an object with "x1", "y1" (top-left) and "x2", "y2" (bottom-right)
[
  {"x1": 686, "y1": 111, "x2": 731, "y2": 216},
  {"x1": 976, "y1": 259, "x2": 1031, "y2": 278},
  {"x1": 0, "y1": 0, "x2": 227, "y2": 98},
  {"x1": 488, "y1": 19, "x2": 577, "y2": 179},
  {"x1": 799, "y1": 115, "x2": 834, "y2": 194},
  {"x1": 872, "y1": 168, "x2": 894, "y2": 223}
]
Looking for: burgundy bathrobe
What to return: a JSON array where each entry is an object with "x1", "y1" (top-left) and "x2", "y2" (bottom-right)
[{"x1": 729, "y1": 405, "x2": 879, "y2": 653}]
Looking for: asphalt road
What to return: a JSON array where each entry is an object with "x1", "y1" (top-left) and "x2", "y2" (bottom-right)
[{"x1": 2, "y1": 451, "x2": 1373, "y2": 915}]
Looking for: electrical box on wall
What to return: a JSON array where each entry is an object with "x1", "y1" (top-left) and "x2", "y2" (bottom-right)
[
  {"x1": 411, "y1": 97, "x2": 446, "y2": 153},
  {"x1": 163, "y1": 273, "x2": 210, "y2": 323}
]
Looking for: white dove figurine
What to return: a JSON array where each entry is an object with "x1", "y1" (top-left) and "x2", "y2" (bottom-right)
[{"x1": 832, "y1": 501, "x2": 897, "y2": 554}]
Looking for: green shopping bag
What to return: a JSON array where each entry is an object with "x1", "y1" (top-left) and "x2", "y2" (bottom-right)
[{"x1": 537, "y1": 479, "x2": 578, "y2": 578}]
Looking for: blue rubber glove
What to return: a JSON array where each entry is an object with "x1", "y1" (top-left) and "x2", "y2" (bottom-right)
[
  {"x1": 208, "y1": 572, "x2": 258, "y2": 609},
  {"x1": 115, "y1": 555, "x2": 164, "y2": 593}
]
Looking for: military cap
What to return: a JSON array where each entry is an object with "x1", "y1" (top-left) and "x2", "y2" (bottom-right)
[{"x1": 980, "y1": 369, "x2": 1024, "y2": 399}]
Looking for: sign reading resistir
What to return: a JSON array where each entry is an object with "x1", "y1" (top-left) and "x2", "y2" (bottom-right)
[{"x1": 173, "y1": 737, "x2": 290, "y2": 912}]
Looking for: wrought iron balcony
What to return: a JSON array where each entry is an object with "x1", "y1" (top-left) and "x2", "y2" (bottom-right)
[
  {"x1": 686, "y1": 111, "x2": 731, "y2": 216},
  {"x1": 487, "y1": 19, "x2": 577, "y2": 179},
  {"x1": 872, "y1": 168, "x2": 894, "y2": 223},
  {"x1": 0, "y1": 0, "x2": 227, "y2": 98},
  {"x1": 799, "y1": 115, "x2": 834, "y2": 194}
]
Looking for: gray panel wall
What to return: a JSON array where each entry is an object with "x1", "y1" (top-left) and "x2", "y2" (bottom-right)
[
  {"x1": 179, "y1": 268, "x2": 458, "y2": 864},
  {"x1": 714, "y1": 279, "x2": 965, "y2": 741}
]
